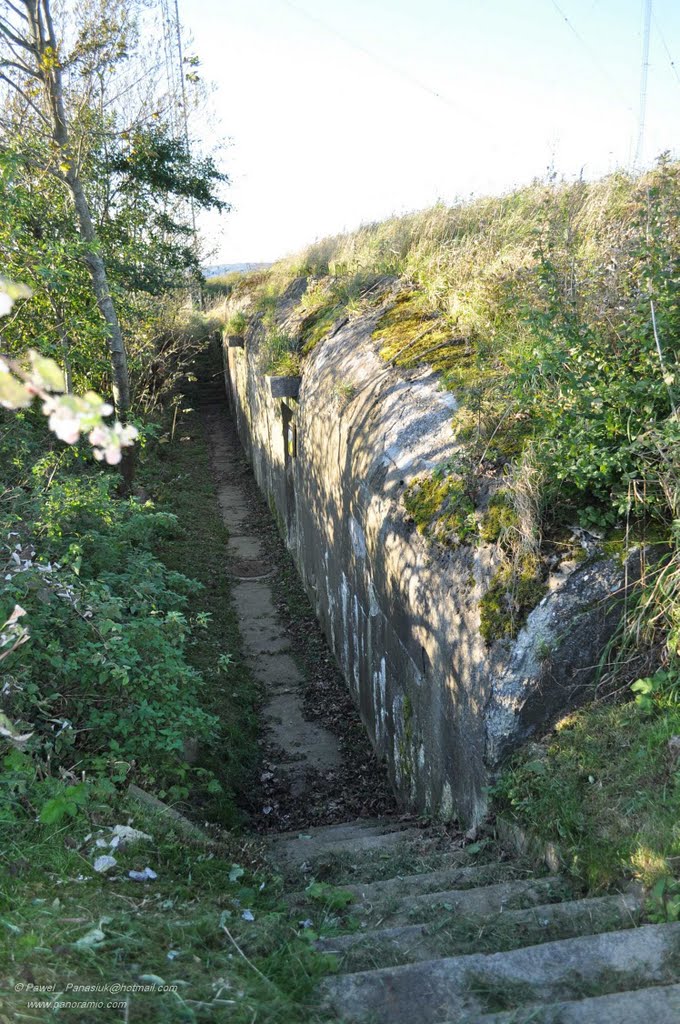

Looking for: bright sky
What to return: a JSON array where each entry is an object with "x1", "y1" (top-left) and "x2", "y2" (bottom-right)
[{"x1": 178, "y1": 0, "x2": 680, "y2": 265}]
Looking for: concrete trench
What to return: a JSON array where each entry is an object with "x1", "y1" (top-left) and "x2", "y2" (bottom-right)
[
  {"x1": 195, "y1": 375, "x2": 680, "y2": 1024},
  {"x1": 198, "y1": 383, "x2": 398, "y2": 829}
]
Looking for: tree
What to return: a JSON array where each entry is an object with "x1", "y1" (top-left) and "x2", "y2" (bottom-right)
[
  {"x1": 0, "y1": 0, "x2": 133, "y2": 415},
  {"x1": 0, "y1": 0, "x2": 229, "y2": 418}
]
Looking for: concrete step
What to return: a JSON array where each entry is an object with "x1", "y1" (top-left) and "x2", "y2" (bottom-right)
[
  {"x1": 317, "y1": 893, "x2": 641, "y2": 969},
  {"x1": 268, "y1": 825, "x2": 439, "y2": 872},
  {"x1": 290, "y1": 861, "x2": 517, "y2": 908},
  {"x1": 471, "y1": 983, "x2": 680, "y2": 1023},
  {"x1": 319, "y1": 922, "x2": 680, "y2": 1023},
  {"x1": 271, "y1": 817, "x2": 413, "y2": 843},
  {"x1": 355, "y1": 875, "x2": 567, "y2": 928}
]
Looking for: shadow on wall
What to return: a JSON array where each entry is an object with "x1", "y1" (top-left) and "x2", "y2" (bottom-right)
[{"x1": 223, "y1": 297, "x2": 634, "y2": 828}]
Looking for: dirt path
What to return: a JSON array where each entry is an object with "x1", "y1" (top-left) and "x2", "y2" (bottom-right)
[{"x1": 198, "y1": 381, "x2": 396, "y2": 832}]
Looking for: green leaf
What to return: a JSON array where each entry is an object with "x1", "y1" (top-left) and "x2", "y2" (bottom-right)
[{"x1": 39, "y1": 796, "x2": 69, "y2": 824}]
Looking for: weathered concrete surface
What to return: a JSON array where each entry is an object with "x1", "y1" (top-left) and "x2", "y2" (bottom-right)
[
  {"x1": 202, "y1": 401, "x2": 344, "y2": 806},
  {"x1": 316, "y1": 893, "x2": 642, "y2": 966},
  {"x1": 319, "y1": 922, "x2": 680, "y2": 1023},
  {"x1": 224, "y1": 280, "x2": 640, "y2": 826},
  {"x1": 474, "y1": 985, "x2": 680, "y2": 1024}
]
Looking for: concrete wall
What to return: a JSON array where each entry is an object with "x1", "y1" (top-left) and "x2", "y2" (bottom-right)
[{"x1": 224, "y1": 285, "x2": 634, "y2": 827}]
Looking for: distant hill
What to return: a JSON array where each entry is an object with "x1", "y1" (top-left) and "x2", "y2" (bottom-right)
[{"x1": 203, "y1": 262, "x2": 271, "y2": 278}]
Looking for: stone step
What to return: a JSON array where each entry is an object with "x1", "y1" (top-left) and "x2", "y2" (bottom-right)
[
  {"x1": 292, "y1": 861, "x2": 517, "y2": 907},
  {"x1": 317, "y1": 893, "x2": 641, "y2": 969},
  {"x1": 268, "y1": 825, "x2": 438, "y2": 871},
  {"x1": 271, "y1": 817, "x2": 411, "y2": 843},
  {"x1": 319, "y1": 922, "x2": 680, "y2": 1023},
  {"x1": 354, "y1": 876, "x2": 567, "y2": 928},
  {"x1": 471, "y1": 983, "x2": 680, "y2": 1023}
]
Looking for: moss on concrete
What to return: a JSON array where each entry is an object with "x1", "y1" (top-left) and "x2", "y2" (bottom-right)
[
  {"x1": 373, "y1": 291, "x2": 455, "y2": 372},
  {"x1": 480, "y1": 490, "x2": 519, "y2": 545},
  {"x1": 480, "y1": 553, "x2": 547, "y2": 644},
  {"x1": 403, "y1": 473, "x2": 476, "y2": 547}
]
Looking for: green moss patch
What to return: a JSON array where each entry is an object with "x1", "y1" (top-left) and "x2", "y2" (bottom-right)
[
  {"x1": 373, "y1": 291, "x2": 456, "y2": 372},
  {"x1": 300, "y1": 301, "x2": 344, "y2": 353},
  {"x1": 480, "y1": 490, "x2": 519, "y2": 545},
  {"x1": 479, "y1": 553, "x2": 547, "y2": 643},
  {"x1": 403, "y1": 473, "x2": 476, "y2": 547}
]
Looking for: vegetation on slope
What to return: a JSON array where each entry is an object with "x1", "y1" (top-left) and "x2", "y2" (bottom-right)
[
  {"x1": 0, "y1": 387, "x2": 340, "y2": 1023},
  {"x1": 218, "y1": 161, "x2": 680, "y2": 898}
]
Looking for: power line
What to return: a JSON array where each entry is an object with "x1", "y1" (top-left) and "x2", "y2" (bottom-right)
[
  {"x1": 278, "y1": 0, "x2": 462, "y2": 115},
  {"x1": 652, "y1": 10, "x2": 680, "y2": 88},
  {"x1": 633, "y1": 0, "x2": 652, "y2": 169},
  {"x1": 547, "y1": 0, "x2": 633, "y2": 111}
]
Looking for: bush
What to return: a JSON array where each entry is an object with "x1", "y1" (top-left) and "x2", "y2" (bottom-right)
[{"x1": 0, "y1": 413, "x2": 220, "y2": 818}]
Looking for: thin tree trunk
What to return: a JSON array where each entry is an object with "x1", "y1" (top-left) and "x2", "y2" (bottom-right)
[
  {"x1": 26, "y1": 0, "x2": 131, "y2": 417},
  {"x1": 51, "y1": 300, "x2": 73, "y2": 393}
]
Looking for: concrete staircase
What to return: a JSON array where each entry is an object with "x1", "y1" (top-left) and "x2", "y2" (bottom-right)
[{"x1": 267, "y1": 818, "x2": 680, "y2": 1024}]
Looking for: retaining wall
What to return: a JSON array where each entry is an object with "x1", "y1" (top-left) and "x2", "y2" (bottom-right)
[{"x1": 223, "y1": 283, "x2": 634, "y2": 826}]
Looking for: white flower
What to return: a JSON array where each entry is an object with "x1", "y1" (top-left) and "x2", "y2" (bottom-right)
[
  {"x1": 88, "y1": 426, "x2": 109, "y2": 447},
  {"x1": 0, "y1": 292, "x2": 13, "y2": 317},
  {"x1": 48, "y1": 405, "x2": 82, "y2": 444}
]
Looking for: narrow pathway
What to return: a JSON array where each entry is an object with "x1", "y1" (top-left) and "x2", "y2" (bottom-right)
[
  {"x1": 201, "y1": 387, "x2": 343, "y2": 809},
  {"x1": 197, "y1": 373, "x2": 396, "y2": 830},
  {"x1": 197, "y1": 370, "x2": 680, "y2": 1024}
]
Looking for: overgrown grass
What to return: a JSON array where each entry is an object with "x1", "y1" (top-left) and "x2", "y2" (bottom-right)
[
  {"x1": 494, "y1": 690, "x2": 680, "y2": 890},
  {"x1": 0, "y1": 351, "x2": 338, "y2": 1023},
  {"x1": 0, "y1": 798, "x2": 336, "y2": 1023},
  {"x1": 138, "y1": 372, "x2": 261, "y2": 825}
]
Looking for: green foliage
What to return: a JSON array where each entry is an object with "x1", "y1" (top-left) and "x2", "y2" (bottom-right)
[
  {"x1": 647, "y1": 877, "x2": 680, "y2": 923},
  {"x1": 631, "y1": 668, "x2": 680, "y2": 714},
  {"x1": 263, "y1": 323, "x2": 301, "y2": 376},
  {"x1": 226, "y1": 310, "x2": 248, "y2": 336},
  {"x1": 0, "y1": 413, "x2": 220, "y2": 817},
  {"x1": 305, "y1": 881, "x2": 355, "y2": 910},
  {"x1": 493, "y1": 688, "x2": 680, "y2": 888},
  {"x1": 0, "y1": 102, "x2": 229, "y2": 411}
]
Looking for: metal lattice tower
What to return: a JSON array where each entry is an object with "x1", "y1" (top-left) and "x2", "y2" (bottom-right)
[{"x1": 634, "y1": 0, "x2": 653, "y2": 169}]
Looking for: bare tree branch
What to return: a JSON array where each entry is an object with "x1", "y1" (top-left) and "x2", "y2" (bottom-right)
[
  {"x1": 0, "y1": 70, "x2": 50, "y2": 125},
  {"x1": 0, "y1": 56, "x2": 40, "y2": 79}
]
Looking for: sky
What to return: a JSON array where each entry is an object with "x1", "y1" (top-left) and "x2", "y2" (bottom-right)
[{"x1": 175, "y1": 0, "x2": 680, "y2": 265}]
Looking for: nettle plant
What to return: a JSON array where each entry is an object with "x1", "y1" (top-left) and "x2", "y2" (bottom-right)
[{"x1": 0, "y1": 279, "x2": 138, "y2": 464}]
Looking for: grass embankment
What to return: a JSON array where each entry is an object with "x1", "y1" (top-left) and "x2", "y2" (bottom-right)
[
  {"x1": 215, "y1": 162, "x2": 680, "y2": 902},
  {"x1": 0, "y1": 380, "x2": 337, "y2": 1022}
]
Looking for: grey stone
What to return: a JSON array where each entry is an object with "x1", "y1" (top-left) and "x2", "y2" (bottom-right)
[
  {"x1": 316, "y1": 893, "x2": 641, "y2": 966},
  {"x1": 268, "y1": 826, "x2": 427, "y2": 868},
  {"x1": 319, "y1": 922, "x2": 680, "y2": 1023},
  {"x1": 470, "y1": 984, "x2": 680, "y2": 1024},
  {"x1": 354, "y1": 876, "x2": 565, "y2": 927},
  {"x1": 322, "y1": 861, "x2": 518, "y2": 903}
]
